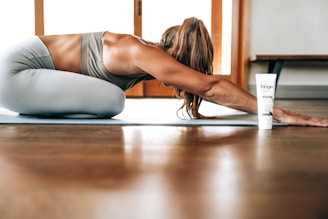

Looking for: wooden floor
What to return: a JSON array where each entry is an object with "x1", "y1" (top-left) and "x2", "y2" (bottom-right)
[{"x1": 0, "y1": 100, "x2": 328, "y2": 219}]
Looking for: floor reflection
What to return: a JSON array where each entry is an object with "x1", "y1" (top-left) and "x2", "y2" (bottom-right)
[{"x1": 0, "y1": 125, "x2": 258, "y2": 219}]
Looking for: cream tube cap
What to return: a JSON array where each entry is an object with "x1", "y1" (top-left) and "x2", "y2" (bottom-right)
[{"x1": 258, "y1": 115, "x2": 273, "y2": 129}]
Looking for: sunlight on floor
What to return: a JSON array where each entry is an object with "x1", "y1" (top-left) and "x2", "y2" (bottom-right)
[
  {"x1": 0, "y1": 107, "x2": 18, "y2": 116},
  {"x1": 0, "y1": 98, "x2": 245, "y2": 119},
  {"x1": 115, "y1": 98, "x2": 245, "y2": 120}
]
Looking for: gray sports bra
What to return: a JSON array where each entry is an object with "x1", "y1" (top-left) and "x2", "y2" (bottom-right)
[{"x1": 80, "y1": 31, "x2": 154, "y2": 90}]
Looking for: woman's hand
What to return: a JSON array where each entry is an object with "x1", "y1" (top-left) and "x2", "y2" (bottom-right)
[{"x1": 273, "y1": 107, "x2": 328, "y2": 127}]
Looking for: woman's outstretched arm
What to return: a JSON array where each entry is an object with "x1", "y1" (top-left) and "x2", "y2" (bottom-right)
[
  {"x1": 131, "y1": 41, "x2": 328, "y2": 127},
  {"x1": 202, "y1": 77, "x2": 328, "y2": 127}
]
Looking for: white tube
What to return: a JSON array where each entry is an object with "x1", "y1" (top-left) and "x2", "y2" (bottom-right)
[{"x1": 255, "y1": 74, "x2": 277, "y2": 129}]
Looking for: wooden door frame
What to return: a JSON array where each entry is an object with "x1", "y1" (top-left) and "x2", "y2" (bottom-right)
[
  {"x1": 34, "y1": 0, "x2": 44, "y2": 35},
  {"x1": 211, "y1": 0, "x2": 223, "y2": 76},
  {"x1": 125, "y1": 0, "x2": 144, "y2": 97},
  {"x1": 230, "y1": 0, "x2": 250, "y2": 90}
]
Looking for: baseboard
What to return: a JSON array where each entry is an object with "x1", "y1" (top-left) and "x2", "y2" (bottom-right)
[{"x1": 249, "y1": 85, "x2": 328, "y2": 99}]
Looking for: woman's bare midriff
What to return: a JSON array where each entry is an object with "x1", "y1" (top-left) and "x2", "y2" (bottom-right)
[{"x1": 39, "y1": 34, "x2": 82, "y2": 73}]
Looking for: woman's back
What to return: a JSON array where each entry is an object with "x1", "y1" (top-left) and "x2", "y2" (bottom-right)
[
  {"x1": 39, "y1": 32, "x2": 158, "y2": 77},
  {"x1": 39, "y1": 34, "x2": 82, "y2": 73}
]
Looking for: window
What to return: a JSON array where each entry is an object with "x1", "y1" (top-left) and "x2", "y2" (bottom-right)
[
  {"x1": 43, "y1": 0, "x2": 133, "y2": 34},
  {"x1": 143, "y1": 0, "x2": 211, "y2": 42},
  {"x1": 221, "y1": 0, "x2": 232, "y2": 75},
  {"x1": 23, "y1": 0, "x2": 250, "y2": 96},
  {"x1": 0, "y1": 0, "x2": 34, "y2": 50}
]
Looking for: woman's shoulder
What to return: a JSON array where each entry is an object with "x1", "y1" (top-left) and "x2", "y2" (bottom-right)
[{"x1": 103, "y1": 32, "x2": 157, "y2": 48}]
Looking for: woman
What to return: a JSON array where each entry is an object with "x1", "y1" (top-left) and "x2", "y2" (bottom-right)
[{"x1": 0, "y1": 17, "x2": 327, "y2": 127}]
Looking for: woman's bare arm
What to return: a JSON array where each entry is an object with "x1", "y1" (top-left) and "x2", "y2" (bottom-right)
[
  {"x1": 131, "y1": 42, "x2": 257, "y2": 112},
  {"x1": 201, "y1": 77, "x2": 258, "y2": 114}
]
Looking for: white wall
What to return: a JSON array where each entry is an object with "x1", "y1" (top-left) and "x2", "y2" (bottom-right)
[
  {"x1": 0, "y1": 0, "x2": 34, "y2": 51},
  {"x1": 249, "y1": 0, "x2": 328, "y2": 98}
]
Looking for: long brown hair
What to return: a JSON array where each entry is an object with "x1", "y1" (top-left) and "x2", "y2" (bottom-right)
[{"x1": 160, "y1": 17, "x2": 214, "y2": 119}]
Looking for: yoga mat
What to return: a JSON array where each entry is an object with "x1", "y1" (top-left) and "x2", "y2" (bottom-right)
[
  {"x1": 0, "y1": 99, "x2": 287, "y2": 126},
  {"x1": 0, "y1": 112, "x2": 286, "y2": 126}
]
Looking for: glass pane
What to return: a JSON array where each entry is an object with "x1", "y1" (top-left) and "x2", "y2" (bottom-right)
[
  {"x1": 0, "y1": 0, "x2": 34, "y2": 50},
  {"x1": 142, "y1": 0, "x2": 211, "y2": 42},
  {"x1": 221, "y1": 0, "x2": 232, "y2": 75},
  {"x1": 44, "y1": 0, "x2": 133, "y2": 35}
]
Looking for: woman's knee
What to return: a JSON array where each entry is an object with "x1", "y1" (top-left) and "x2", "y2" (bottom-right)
[
  {"x1": 110, "y1": 88, "x2": 126, "y2": 116},
  {"x1": 98, "y1": 84, "x2": 126, "y2": 117}
]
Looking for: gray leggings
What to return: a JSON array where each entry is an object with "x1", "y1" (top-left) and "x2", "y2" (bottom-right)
[{"x1": 0, "y1": 37, "x2": 125, "y2": 118}]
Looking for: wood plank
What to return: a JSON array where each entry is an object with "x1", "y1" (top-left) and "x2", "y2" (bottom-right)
[
  {"x1": 230, "y1": 0, "x2": 250, "y2": 90},
  {"x1": 250, "y1": 54, "x2": 328, "y2": 62},
  {"x1": 236, "y1": 0, "x2": 250, "y2": 90},
  {"x1": 34, "y1": 0, "x2": 44, "y2": 36},
  {"x1": 143, "y1": 80, "x2": 175, "y2": 97},
  {"x1": 211, "y1": 0, "x2": 223, "y2": 74}
]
